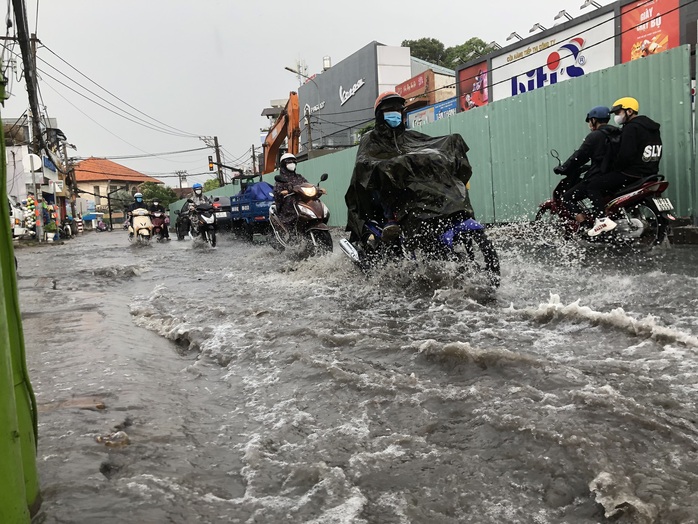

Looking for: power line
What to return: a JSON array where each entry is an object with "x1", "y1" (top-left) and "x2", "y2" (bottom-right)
[
  {"x1": 74, "y1": 146, "x2": 210, "y2": 160},
  {"x1": 41, "y1": 43, "x2": 201, "y2": 138}
]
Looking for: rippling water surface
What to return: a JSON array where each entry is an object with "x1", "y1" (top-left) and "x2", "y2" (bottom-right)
[{"x1": 17, "y1": 228, "x2": 698, "y2": 524}]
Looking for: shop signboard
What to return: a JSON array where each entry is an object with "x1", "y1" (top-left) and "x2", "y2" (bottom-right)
[
  {"x1": 396, "y1": 70, "x2": 434, "y2": 102},
  {"x1": 621, "y1": 0, "x2": 680, "y2": 62},
  {"x1": 490, "y1": 12, "x2": 615, "y2": 102},
  {"x1": 457, "y1": 62, "x2": 488, "y2": 112},
  {"x1": 406, "y1": 97, "x2": 457, "y2": 128}
]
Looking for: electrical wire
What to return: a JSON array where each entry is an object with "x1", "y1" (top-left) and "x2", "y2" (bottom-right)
[
  {"x1": 41, "y1": 43, "x2": 201, "y2": 138},
  {"x1": 73, "y1": 146, "x2": 210, "y2": 161}
]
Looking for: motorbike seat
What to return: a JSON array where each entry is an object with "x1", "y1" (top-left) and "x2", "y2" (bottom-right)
[{"x1": 614, "y1": 174, "x2": 664, "y2": 196}]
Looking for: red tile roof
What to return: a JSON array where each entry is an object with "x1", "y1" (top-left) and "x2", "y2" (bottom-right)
[{"x1": 74, "y1": 157, "x2": 162, "y2": 183}]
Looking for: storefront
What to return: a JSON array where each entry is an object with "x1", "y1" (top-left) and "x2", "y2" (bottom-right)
[
  {"x1": 456, "y1": 0, "x2": 687, "y2": 109},
  {"x1": 297, "y1": 41, "x2": 411, "y2": 152}
]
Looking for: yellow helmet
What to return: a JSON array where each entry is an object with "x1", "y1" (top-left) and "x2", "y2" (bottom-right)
[{"x1": 611, "y1": 97, "x2": 639, "y2": 113}]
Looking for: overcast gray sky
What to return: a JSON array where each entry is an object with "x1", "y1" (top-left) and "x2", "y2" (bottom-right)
[{"x1": 4, "y1": 0, "x2": 610, "y2": 186}]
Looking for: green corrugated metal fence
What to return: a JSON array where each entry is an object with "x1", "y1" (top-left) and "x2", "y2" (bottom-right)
[{"x1": 173, "y1": 45, "x2": 695, "y2": 227}]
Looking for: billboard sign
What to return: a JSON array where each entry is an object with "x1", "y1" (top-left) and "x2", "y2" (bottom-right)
[
  {"x1": 457, "y1": 62, "x2": 488, "y2": 112},
  {"x1": 396, "y1": 70, "x2": 433, "y2": 99},
  {"x1": 621, "y1": 0, "x2": 680, "y2": 62},
  {"x1": 406, "y1": 97, "x2": 457, "y2": 128},
  {"x1": 490, "y1": 12, "x2": 615, "y2": 101}
]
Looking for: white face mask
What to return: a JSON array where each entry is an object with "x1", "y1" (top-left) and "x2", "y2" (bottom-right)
[
  {"x1": 285, "y1": 162, "x2": 297, "y2": 172},
  {"x1": 614, "y1": 113, "x2": 626, "y2": 125}
]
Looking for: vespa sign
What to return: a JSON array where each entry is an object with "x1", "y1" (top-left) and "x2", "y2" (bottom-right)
[
  {"x1": 490, "y1": 12, "x2": 614, "y2": 101},
  {"x1": 339, "y1": 78, "x2": 365, "y2": 106}
]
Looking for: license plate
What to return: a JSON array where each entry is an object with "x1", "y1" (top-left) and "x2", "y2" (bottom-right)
[
  {"x1": 215, "y1": 212, "x2": 228, "y2": 218},
  {"x1": 653, "y1": 198, "x2": 674, "y2": 212}
]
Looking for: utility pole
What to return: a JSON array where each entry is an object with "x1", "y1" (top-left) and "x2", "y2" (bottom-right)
[
  {"x1": 175, "y1": 170, "x2": 187, "y2": 189},
  {"x1": 305, "y1": 108, "x2": 313, "y2": 153},
  {"x1": 251, "y1": 144, "x2": 257, "y2": 176},
  {"x1": 63, "y1": 142, "x2": 77, "y2": 218},
  {"x1": 213, "y1": 136, "x2": 223, "y2": 186}
]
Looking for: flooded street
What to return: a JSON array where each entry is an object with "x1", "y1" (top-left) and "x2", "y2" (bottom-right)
[{"x1": 17, "y1": 229, "x2": 698, "y2": 524}]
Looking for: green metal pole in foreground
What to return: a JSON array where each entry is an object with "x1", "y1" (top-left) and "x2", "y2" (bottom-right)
[{"x1": 0, "y1": 105, "x2": 41, "y2": 520}]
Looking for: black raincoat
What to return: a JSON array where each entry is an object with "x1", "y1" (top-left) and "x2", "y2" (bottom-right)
[{"x1": 345, "y1": 122, "x2": 475, "y2": 241}]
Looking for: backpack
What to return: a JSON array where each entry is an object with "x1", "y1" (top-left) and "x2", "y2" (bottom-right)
[{"x1": 599, "y1": 126, "x2": 621, "y2": 174}]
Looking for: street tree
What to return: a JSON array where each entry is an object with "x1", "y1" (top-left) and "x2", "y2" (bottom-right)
[
  {"x1": 139, "y1": 182, "x2": 178, "y2": 206},
  {"x1": 401, "y1": 38, "x2": 447, "y2": 66},
  {"x1": 445, "y1": 37, "x2": 494, "y2": 67},
  {"x1": 203, "y1": 178, "x2": 220, "y2": 192},
  {"x1": 402, "y1": 37, "x2": 492, "y2": 68}
]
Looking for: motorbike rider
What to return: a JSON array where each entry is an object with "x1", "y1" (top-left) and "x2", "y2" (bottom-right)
[
  {"x1": 273, "y1": 152, "x2": 309, "y2": 228},
  {"x1": 554, "y1": 106, "x2": 620, "y2": 222},
  {"x1": 127, "y1": 192, "x2": 148, "y2": 238},
  {"x1": 586, "y1": 96, "x2": 662, "y2": 236},
  {"x1": 188, "y1": 182, "x2": 210, "y2": 205},
  {"x1": 345, "y1": 91, "x2": 475, "y2": 243},
  {"x1": 149, "y1": 199, "x2": 170, "y2": 240}
]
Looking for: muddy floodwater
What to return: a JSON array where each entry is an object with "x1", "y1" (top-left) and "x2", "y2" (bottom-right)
[{"x1": 16, "y1": 228, "x2": 698, "y2": 524}]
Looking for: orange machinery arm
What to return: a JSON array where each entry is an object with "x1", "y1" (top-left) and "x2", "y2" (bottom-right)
[{"x1": 262, "y1": 92, "x2": 300, "y2": 174}]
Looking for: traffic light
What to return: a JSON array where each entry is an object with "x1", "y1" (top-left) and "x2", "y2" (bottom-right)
[{"x1": 208, "y1": 156, "x2": 214, "y2": 171}]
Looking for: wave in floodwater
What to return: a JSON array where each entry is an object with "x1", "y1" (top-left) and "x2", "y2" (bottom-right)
[{"x1": 25, "y1": 230, "x2": 698, "y2": 523}]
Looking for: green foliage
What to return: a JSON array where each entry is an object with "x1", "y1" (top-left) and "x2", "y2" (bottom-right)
[
  {"x1": 401, "y1": 38, "x2": 446, "y2": 66},
  {"x1": 357, "y1": 121, "x2": 375, "y2": 138},
  {"x1": 402, "y1": 36, "x2": 494, "y2": 68},
  {"x1": 203, "y1": 178, "x2": 220, "y2": 192},
  {"x1": 43, "y1": 222, "x2": 57, "y2": 232},
  {"x1": 445, "y1": 37, "x2": 493, "y2": 67},
  {"x1": 140, "y1": 182, "x2": 178, "y2": 206},
  {"x1": 110, "y1": 190, "x2": 134, "y2": 211}
]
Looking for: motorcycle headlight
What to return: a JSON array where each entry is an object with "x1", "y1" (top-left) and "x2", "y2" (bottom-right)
[
  {"x1": 297, "y1": 204, "x2": 318, "y2": 218},
  {"x1": 300, "y1": 186, "x2": 318, "y2": 198}
]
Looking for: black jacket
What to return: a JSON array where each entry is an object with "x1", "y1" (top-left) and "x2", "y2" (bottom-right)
[
  {"x1": 273, "y1": 167, "x2": 308, "y2": 224},
  {"x1": 345, "y1": 121, "x2": 474, "y2": 240},
  {"x1": 613, "y1": 115, "x2": 662, "y2": 176},
  {"x1": 149, "y1": 203, "x2": 166, "y2": 213},
  {"x1": 560, "y1": 124, "x2": 620, "y2": 178}
]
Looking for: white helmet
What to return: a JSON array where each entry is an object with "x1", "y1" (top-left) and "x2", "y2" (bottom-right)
[{"x1": 280, "y1": 153, "x2": 297, "y2": 163}]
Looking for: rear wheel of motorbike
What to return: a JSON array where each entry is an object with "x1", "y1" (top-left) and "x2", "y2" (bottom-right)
[
  {"x1": 462, "y1": 229, "x2": 500, "y2": 287},
  {"x1": 311, "y1": 229, "x2": 333, "y2": 255},
  {"x1": 628, "y1": 202, "x2": 667, "y2": 249},
  {"x1": 176, "y1": 224, "x2": 186, "y2": 241}
]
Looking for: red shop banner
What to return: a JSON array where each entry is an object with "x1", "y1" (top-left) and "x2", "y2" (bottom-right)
[
  {"x1": 621, "y1": 0, "x2": 679, "y2": 63},
  {"x1": 457, "y1": 63, "x2": 488, "y2": 112}
]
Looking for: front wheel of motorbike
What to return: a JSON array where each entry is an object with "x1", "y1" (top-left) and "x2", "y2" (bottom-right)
[
  {"x1": 138, "y1": 233, "x2": 150, "y2": 245},
  {"x1": 462, "y1": 229, "x2": 501, "y2": 287},
  {"x1": 310, "y1": 229, "x2": 333, "y2": 255},
  {"x1": 209, "y1": 230, "x2": 217, "y2": 248}
]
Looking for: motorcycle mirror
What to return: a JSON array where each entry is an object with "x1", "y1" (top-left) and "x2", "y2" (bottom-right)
[
  {"x1": 174, "y1": 210, "x2": 180, "y2": 215},
  {"x1": 275, "y1": 174, "x2": 288, "y2": 183},
  {"x1": 320, "y1": 173, "x2": 328, "y2": 182},
  {"x1": 550, "y1": 149, "x2": 560, "y2": 161}
]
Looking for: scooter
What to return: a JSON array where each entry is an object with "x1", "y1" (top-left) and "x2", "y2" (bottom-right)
[
  {"x1": 128, "y1": 208, "x2": 153, "y2": 244},
  {"x1": 188, "y1": 203, "x2": 217, "y2": 247},
  {"x1": 151, "y1": 211, "x2": 168, "y2": 242},
  {"x1": 269, "y1": 173, "x2": 332, "y2": 256},
  {"x1": 535, "y1": 149, "x2": 675, "y2": 249},
  {"x1": 339, "y1": 212, "x2": 501, "y2": 287},
  {"x1": 95, "y1": 219, "x2": 108, "y2": 232}
]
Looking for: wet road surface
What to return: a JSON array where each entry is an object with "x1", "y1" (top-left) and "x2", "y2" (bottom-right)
[{"x1": 16, "y1": 228, "x2": 698, "y2": 524}]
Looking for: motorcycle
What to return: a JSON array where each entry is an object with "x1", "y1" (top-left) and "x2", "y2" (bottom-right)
[
  {"x1": 95, "y1": 219, "x2": 109, "y2": 232},
  {"x1": 269, "y1": 173, "x2": 332, "y2": 256},
  {"x1": 151, "y1": 211, "x2": 168, "y2": 242},
  {"x1": 58, "y1": 217, "x2": 74, "y2": 239},
  {"x1": 128, "y1": 208, "x2": 153, "y2": 244},
  {"x1": 339, "y1": 212, "x2": 501, "y2": 287},
  {"x1": 535, "y1": 149, "x2": 675, "y2": 249},
  {"x1": 188, "y1": 202, "x2": 217, "y2": 247}
]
